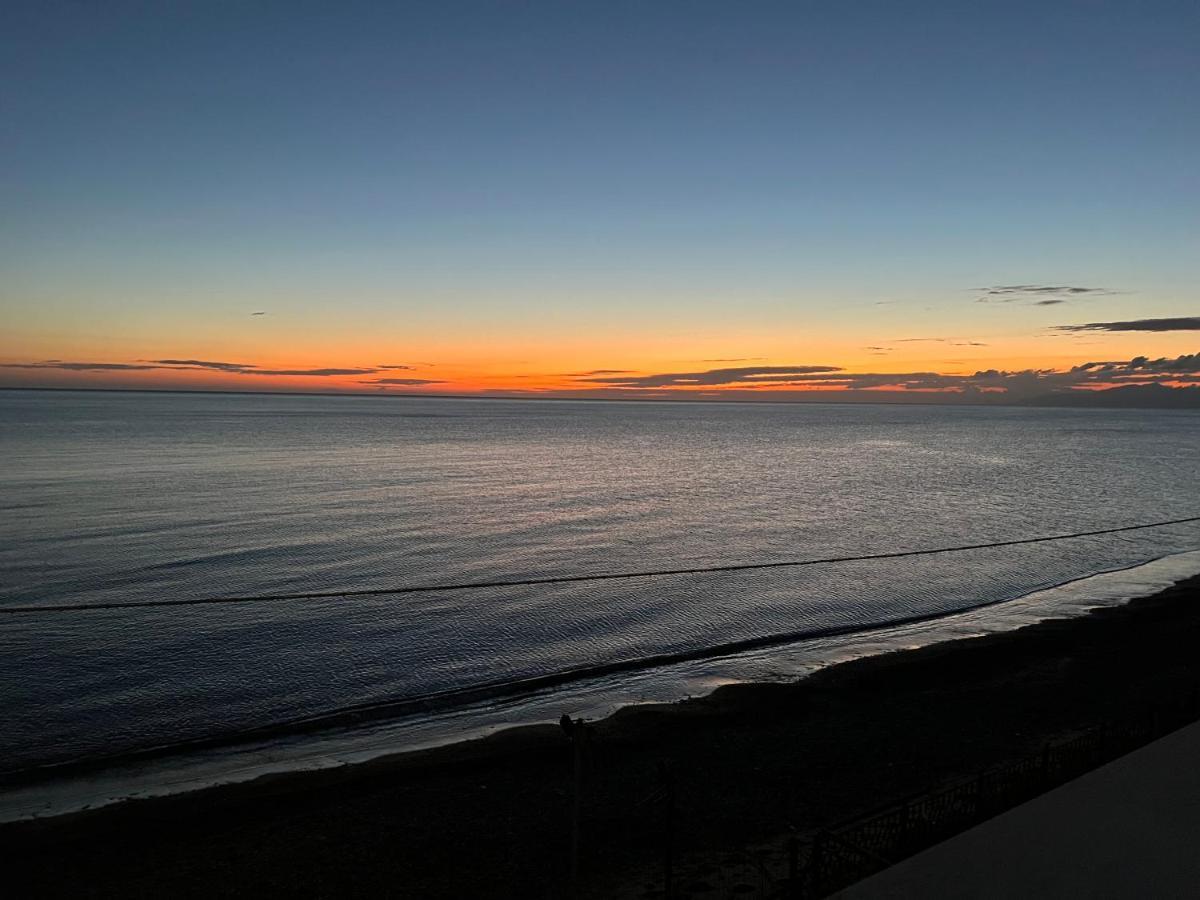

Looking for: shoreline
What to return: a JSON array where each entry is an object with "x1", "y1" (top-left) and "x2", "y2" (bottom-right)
[
  {"x1": 4, "y1": 548, "x2": 1197, "y2": 817},
  {"x1": 7, "y1": 570, "x2": 1200, "y2": 897}
]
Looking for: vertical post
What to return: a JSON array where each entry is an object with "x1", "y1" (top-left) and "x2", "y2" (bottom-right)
[
  {"x1": 570, "y1": 722, "x2": 583, "y2": 893},
  {"x1": 810, "y1": 832, "x2": 825, "y2": 897},
  {"x1": 660, "y1": 762, "x2": 675, "y2": 900},
  {"x1": 787, "y1": 835, "x2": 800, "y2": 900}
]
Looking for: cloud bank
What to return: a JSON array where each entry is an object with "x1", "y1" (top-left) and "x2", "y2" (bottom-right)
[
  {"x1": 579, "y1": 365, "x2": 841, "y2": 388},
  {"x1": 1053, "y1": 317, "x2": 1200, "y2": 333},
  {"x1": 571, "y1": 354, "x2": 1200, "y2": 397}
]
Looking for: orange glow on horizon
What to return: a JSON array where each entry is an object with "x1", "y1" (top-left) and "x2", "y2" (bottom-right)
[
  {"x1": 4, "y1": 312, "x2": 1197, "y2": 398},
  {"x1": 3, "y1": 339, "x2": 1195, "y2": 400}
]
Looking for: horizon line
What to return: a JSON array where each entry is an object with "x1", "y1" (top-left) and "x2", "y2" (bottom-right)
[{"x1": 2, "y1": 384, "x2": 1197, "y2": 413}]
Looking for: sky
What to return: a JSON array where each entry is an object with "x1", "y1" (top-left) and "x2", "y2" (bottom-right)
[{"x1": 1, "y1": 1, "x2": 1197, "y2": 402}]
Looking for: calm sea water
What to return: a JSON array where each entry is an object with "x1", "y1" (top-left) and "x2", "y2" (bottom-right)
[{"x1": 2, "y1": 389, "x2": 1199, "y2": 772}]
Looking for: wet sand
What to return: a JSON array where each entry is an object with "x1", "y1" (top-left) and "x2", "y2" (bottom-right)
[{"x1": 5, "y1": 573, "x2": 1200, "y2": 898}]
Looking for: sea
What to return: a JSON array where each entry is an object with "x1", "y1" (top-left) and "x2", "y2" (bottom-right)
[{"x1": 3, "y1": 389, "x2": 1200, "y2": 819}]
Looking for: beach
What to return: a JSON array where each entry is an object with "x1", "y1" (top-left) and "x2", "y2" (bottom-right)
[{"x1": 7, "y1": 572, "x2": 1199, "y2": 898}]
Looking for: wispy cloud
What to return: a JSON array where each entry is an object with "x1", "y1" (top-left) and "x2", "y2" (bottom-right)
[
  {"x1": 154, "y1": 359, "x2": 382, "y2": 377},
  {"x1": 975, "y1": 284, "x2": 1116, "y2": 305},
  {"x1": 3, "y1": 359, "x2": 384, "y2": 377},
  {"x1": 578, "y1": 365, "x2": 841, "y2": 388},
  {"x1": 246, "y1": 368, "x2": 379, "y2": 377},
  {"x1": 0, "y1": 361, "x2": 163, "y2": 371},
  {"x1": 376, "y1": 364, "x2": 415, "y2": 370},
  {"x1": 149, "y1": 359, "x2": 256, "y2": 372},
  {"x1": 1053, "y1": 317, "x2": 1200, "y2": 333},
  {"x1": 561, "y1": 369, "x2": 634, "y2": 376},
  {"x1": 364, "y1": 378, "x2": 447, "y2": 385}
]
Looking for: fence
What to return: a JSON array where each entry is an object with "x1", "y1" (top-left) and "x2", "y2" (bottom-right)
[{"x1": 629, "y1": 685, "x2": 1200, "y2": 899}]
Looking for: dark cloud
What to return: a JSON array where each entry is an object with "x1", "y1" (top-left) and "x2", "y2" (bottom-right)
[
  {"x1": 365, "y1": 378, "x2": 447, "y2": 385},
  {"x1": 149, "y1": 359, "x2": 255, "y2": 372},
  {"x1": 151, "y1": 359, "x2": 381, "y2": 376},
  {"x1": 1072, "y1": 354, "x2": 1200, "y2": 375},
  {"x1": 770, "y1": 354, "x2": 1200, "y2": 394},
  {"x1": 561, "y1": 369, "x2": 634, "y2": 376},
  {"x1": 579, "y1": 365, "x2": 842, "y2": 388},
  {"x1": 245, "y1": 368, "x2": 380, "y2": 377},
  {"x1": 1053, "y1": 317, "x2": 1200, "y2": 333},
  {"x1": 250, "y1": 311, "x2": 266, "y2": 316},
  {"x1": 0, "y1": 361, "x2": 163, "y2": 371},
  {"x1": 376, "y1": 365, "x2": 415, "y2": 370},
  {"x1": 765, "y1": 371, "x2": 960, "y2": 390},
  {"x1": 976, "y1": 284, "x2": 1115, "y2": 304},
  {"x1": 569, "y1": 353, "x2": 1200, "y2": 399},
  {"x1": 4, "y1": 358, "x2": 389, "y2": 378}
]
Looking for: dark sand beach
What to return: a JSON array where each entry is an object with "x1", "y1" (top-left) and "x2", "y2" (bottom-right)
[{"x1": 6, "y1": 573, "x2": 1200, "y2": 898}]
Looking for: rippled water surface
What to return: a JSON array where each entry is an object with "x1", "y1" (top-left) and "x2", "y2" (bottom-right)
[{"x1": 2, "y1": 389, "x2": 1199, "y2": 770}]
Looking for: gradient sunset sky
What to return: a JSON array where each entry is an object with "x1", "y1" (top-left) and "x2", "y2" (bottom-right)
[{"x1": 2, "y1": 1, "x2": 1197, "y2": 400}]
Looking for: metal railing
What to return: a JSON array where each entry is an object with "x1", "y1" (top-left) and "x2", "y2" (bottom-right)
[{"x1": 635, "y1": 686, "x2": 1200, "y2": 899}]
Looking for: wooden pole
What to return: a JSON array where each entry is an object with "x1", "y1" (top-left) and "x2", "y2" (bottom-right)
[
  {"x1": 660, "y1": 762, "x2": 675, "y2": 899},
  {"x1": 787, "y1": 835, "x2": 800, "y2": 899},
  {"x1": 570, "y1": 722, "x2": 582, "y2": 893}
]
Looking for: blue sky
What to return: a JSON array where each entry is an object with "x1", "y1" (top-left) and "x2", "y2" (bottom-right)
[{"x1": 2, "y1": 1, "x2": 1197, "y2": 396}]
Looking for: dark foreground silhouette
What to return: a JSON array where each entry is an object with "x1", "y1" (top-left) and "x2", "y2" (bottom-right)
[{"x1": 6, "y1": 573, "x2": 1200, "y2": 898}]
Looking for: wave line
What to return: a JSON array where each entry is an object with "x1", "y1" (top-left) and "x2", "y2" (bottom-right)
[{"x1": 4, "y1": 515, "x2": 1199, "y2": 615}]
